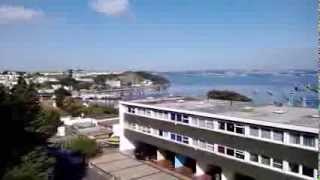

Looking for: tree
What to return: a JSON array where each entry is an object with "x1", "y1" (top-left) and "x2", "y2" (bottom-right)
[
  {"x1": 28, "y1": 108, "x2": 62, "y2": 139},
  {"x1": 0, "y1": 77, "x2": 61, "y2": 179},
  {"x1": 207, "y1": 90, "x2": 252, "y2": 102},
  {"x1": 93, "y1": 75, "x2": 107, "y2": 85},
  {"x1": 83, "y1": 104, "x2": 118, "y2": 117},
  {"x1": 135, "y1": 71, "x2": 170, "y2": 85},
  {"x1": 62, "y1": 97, "x2": 84, "y2": 117},
  {"x1": 64, "y1": 136, "x2": 100, "y2": 163},
  {"x1": 54, "y1": 88, "x2": 71, "y2": 108},
  {"x1": 2, "y1": 147, "x2": 55, "y2": 180}
]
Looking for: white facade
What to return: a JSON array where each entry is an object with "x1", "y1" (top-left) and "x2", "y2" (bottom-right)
[
  {"x1": 119, "y1": 100, "x2": 318, "y2": 180},
  {"x1": 60, "y1": 116, "x2": 98, "y2": 126}
]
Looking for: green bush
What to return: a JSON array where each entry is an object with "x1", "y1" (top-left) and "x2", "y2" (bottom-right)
[{"x1": 64, "y1": 136, "x2": 100, "y2": 158}]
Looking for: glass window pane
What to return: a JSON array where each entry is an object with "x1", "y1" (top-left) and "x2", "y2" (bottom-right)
[
  {"x1": 261, "y1": 155, "x2": 271, "y2": 165},
  {"x1": 163, "y1": 131, "x2": 168, "y2": 138},
  {"x1": 177, "y1": 135, "x2": 182, "y2": 142},
  {"x1": 261, "y1": 128, "x2": 271, "y2": 139},
  {"x1": 302, "y1": 166, "x2": 314, "y2": 177},
  {"x1": 191, "y1": 117, "x2": 198, "y2": 126},
  {"x1": 289, "y1": 133, "x2": 300, "y2": 145},
  {"x1": 177, "y1": 114, "x2": 182, "y2": 122},
  {"x1": 159, "y1": 130, "x2": 163, "y2": 136},
  {"x1": 227, "y1": 123, "x2": 234, "y2": 132},
  {"x1": 250, "y1": 126, "x2": 259, "y2": 137},
  {"x1": 226, "y1": 148, "x2": 234, "y2": 156},
  {"x1": 250, "y1": 153, "x2": 258, "y2": 162},
  {"x1": 170, "y1": 113, "x2": 175, "y2": 121},
  {"x1": 171, "y1": 133, "x2": 176, "y2": 140},
  {"x1": 206, "y1": 144, "x2": 214, "y2": 152},
  {"x1": 289, "y1": 162, "x2": 299, "y2": 173},
  {"x1": 218, "y1": 146, "x2": 225, "y2": 153},
  {"x1": 273, "y1": 159, "x2": 283, "y2": 169},
  {"x1": 182, "y1": 115, "x2": 189, "y2": 123},
  {"x1": 235, "y1": 150, "x2": 245, "y2": 159},
  {"x1": 219, "y1": 122, "x2": 225, "y2": 130},
  {"x1": 235, "y1": 126, "x2": 245, "y2": 134},
  {"x1": 192, "y1": 139, "x2": 198, "y2": 146},
  {"x1": 182, "y1": 136, "x2": 189, "y2": 144},
  {"x1": 303, "y1": 135, "x2": 315, "y2": 147},
  {"x1": 199, "y1": 119, "x2": 206, "y2": 128},
  {"x1": 199, "y1": 140, "x2": 206, "y2": 149},
  {"x1": 206, "y1": 120, "x2": 214, "y2": 129},
  {"x1": 273, "y1": 130, "x2": 284, "y2": 142}
]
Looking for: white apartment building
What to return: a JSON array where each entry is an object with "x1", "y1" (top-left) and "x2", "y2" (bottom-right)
[{"x1": 119, "y1": 97, "x2": 318, "y2": 180}]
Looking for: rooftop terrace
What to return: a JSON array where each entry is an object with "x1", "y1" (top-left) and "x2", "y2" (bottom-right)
[{"x1": 126, "y1": 97, "x2": 319, "y2": 131}]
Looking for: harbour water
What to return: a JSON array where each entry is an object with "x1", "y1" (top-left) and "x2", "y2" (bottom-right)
[{"x1": 160, "y1": 70, "x2": 318, "y2": 108}]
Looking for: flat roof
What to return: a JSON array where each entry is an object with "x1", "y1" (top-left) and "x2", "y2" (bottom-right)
[{"x1": 123, "y1": 97, "x2": 319, "y2": 133}]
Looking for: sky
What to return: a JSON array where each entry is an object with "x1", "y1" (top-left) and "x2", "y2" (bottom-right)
[{"x1": 0, "y1": 0, "x2": 317, "y2": 71}]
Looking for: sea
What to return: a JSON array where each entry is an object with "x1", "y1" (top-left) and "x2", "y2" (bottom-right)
[{"x1": 157, "y1": 70, "x2": 318, "y2": 108}]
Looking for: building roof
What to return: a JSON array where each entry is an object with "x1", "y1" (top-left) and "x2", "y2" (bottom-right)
[{"x1": 122, "y1": 97, "x2": 320, "y2": 133}]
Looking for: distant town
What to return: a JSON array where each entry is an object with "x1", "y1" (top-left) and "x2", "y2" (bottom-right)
[{"x1": 0, "y1": 69, "x2": 318, "y2": 180}]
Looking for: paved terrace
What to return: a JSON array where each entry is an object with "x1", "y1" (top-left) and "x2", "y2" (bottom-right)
[
  {"x1": 131, "y1": 97, "x2": 319, "y2": 129},
  {"x1": 90, "y1": 150, "x2": 183, "y2": 180}
]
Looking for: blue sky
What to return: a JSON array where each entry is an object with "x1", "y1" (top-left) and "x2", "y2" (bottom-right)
[{"x1": 0, "y1": 0, "x2": 317, "y2": 71}]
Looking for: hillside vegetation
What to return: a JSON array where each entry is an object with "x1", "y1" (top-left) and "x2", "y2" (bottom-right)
[{"x1": 207, "y1": 90, "x2": 252, "y2": 102}]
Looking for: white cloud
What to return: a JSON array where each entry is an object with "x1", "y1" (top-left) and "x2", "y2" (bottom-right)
[
  {"x1": 0, "y1": 5, "x2": 43, "y2": 24},
  {"x1": 90, "y1": 0, "x2": 130, "y2": 17}
]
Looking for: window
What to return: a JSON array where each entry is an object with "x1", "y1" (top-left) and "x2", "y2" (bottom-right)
[
  {"x1": 163, "y1": 131, "x2": 169, "y2": 138},
  {"x1": 226, "y1": 148, "x2": 234, "y2": 156},
  {"x1": 205, "y1": 120, "x2": 214, "y2": 129},
  {"x1": 218, "y1": 145, "x2": 225, "y2": 153},
  {"x1": 142, "y1": 126, "x2": 151, "y2": 133},
  {"x1": 303, "y1": 135, "x2": 315, "y2": 147},
  {"x1": 302, "y1": 166, "x2": 314, "y2": 177},
  {"x1": 289, "y1": 133, "x2": 301, "y2": 145},
  {"x1": 219, "y1": 122, "x2": 225, "y2": 130},
  {"x1": 288, "y1": 162, "x2": 299, "y2": 173},
  {"x1": 199, "y1": 119, "x2": 206, "y2": 128},
  {"x1": 176, "y1": 135, "x2": 182, "y2": 142},
  {"x1": 235, "y1": 125, "x2": 245, "y2": 134},
  {"x1": 171, "y1": 133, "x2": 176, "y2": 140},
  {"x1": 170, "y1": 113, "x2": 176, "y2": 121},
  {"x1": 250, "y1": 126, "x2": 259, "y2": 137},
  {"x1": 128, "y1": 106, "x2": 135, "y2": 113},
  {"x1": 182, "y1": 115, "x2": 189, "y2": 123},
  {"x1": 261, "y1": 155, "x2": 271, "y2": 166},
  {"x1": 226, "y1": 123, "x2": 234, "y2": 132},
  {"x1": 206, "y1": 144, "x2": 214, "y2": 152},
  {"x1": 250, "y1": 153, "x2": 258, "y2": 162},
  {"x1": 261, "y1": 128, "x2": 271, "y2": 139},
  {"x1": 152, "y1": 128, "x2": 159, "y2": 135},
  {"x1": 273, "y1": 130, "x2": 284, "y2": 142},
  {"x1": 192, "y1": 139, "x2": 198, "y2": 146},
  {"x1": 272, "y1": 159, "x2": 283, "y2": 169},
  {"x1": 191, "y1": 117, "x2": 198, "y2": 126},
  {"x1": 235, "y1": 150, "x2": 245, "y2": 160},
  {"x1": 176, "y1": 114, "x2": 182, "y2": 122},
  {"x1": 163, "y1": 112, "x2": 169, "y2": 119},
  {"x1": 182, "y1": 136, "x2": 189, "y2": 144},
  {"x1": 159, "y1": 130, "x2": 163, "y2": 136},
  {"x1": 199, "y1": 140, "x2": 206, "y2": 149},
  {"x1": 146, "y1": 110, "x2": 152, "y2": 116}
]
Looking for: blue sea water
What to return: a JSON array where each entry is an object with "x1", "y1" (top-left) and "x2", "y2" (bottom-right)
[{"x1": 160, "y1": 70, "x2": 318, "y2": 108}]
